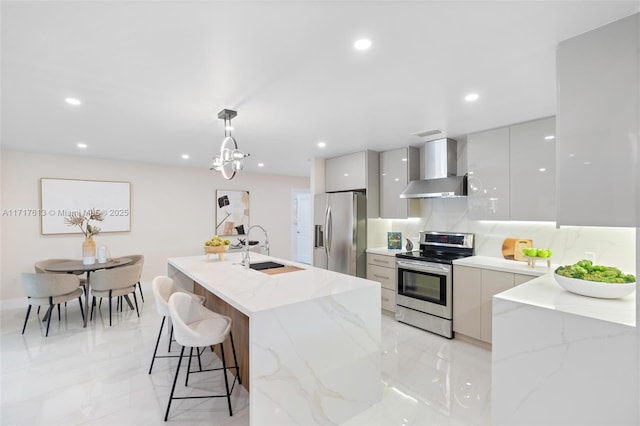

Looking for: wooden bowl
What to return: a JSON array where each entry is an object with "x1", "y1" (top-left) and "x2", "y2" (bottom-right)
[
  {"x1": 204, "y1": 245, "x2": 229, "y2": 254},
  {"x1": 204, "y1": 244, "x2": 229, "y2": 261}
]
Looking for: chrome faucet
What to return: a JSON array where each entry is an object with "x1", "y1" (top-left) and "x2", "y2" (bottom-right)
[{"x1": 242, "y1": 225, "x2": 270, "y2": 269}]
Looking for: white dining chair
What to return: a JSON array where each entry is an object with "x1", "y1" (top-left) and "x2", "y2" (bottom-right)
[
  {"x1": 21, "y1": 273, "x2": 85, "y2": 337},
  {"x1": 164, "y1": 292, "x2": 240, "y2": 421},
  {"x1": 90, "y1": 263, "x2": 142, "y2": 326},
  {"x1": 35, "y1": 258, "x2": 87, "y2": 298},
  {"x1": 122, "y1": 254, "x2": 144, "y2": 302}
]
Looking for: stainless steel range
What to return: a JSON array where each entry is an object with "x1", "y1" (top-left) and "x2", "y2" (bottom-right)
[{"x1": 395, "y1": 231, "x2": 474, "y2": 338}]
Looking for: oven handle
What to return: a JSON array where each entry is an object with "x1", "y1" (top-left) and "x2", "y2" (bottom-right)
[{"x1": 396, "y1": 260, "x2": 449, "y2": 274}]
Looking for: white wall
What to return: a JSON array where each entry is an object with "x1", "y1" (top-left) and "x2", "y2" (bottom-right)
[{"x1": 0, "y1": 150, "x2": 309, "y2": 301}]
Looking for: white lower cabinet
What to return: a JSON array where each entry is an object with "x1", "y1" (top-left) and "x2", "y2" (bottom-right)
[
  {"x1": 453, "y1": 265, "x2": 535, "y2": 344},
  {"x1": 452, "y1": 266, "x2": 482, "y2": 339},
  {"x1": 366, "y1": 253, "x2": 396, "y2": 312}
]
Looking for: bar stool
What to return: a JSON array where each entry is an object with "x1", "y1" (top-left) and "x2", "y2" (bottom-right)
[
  {"x1": 148, "y1": 276, "x2": 205, "y2": 374},
  {"x1": 164, "y1": 292, "x2": 240, "y2": 421}
]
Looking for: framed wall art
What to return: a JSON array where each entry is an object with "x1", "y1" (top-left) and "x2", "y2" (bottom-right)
[
  {"x1": 40, "y1": 178, "x2": 131, "y2": 235},
  {"x1": 387, "y1": 232, "x2": 402, "y2": 250},
  {"x1": 216, "y1": 190, "x2": 249, "y2": 236}
]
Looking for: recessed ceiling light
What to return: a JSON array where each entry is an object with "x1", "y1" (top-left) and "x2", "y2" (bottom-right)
[
  {"x1": 539, "y1": 168, "x2": 546, "y2": 172},
  {"x1": 181, "y1": 154, "x2": 189, "y2": 159},
  {"x1": 401, "y1": 158, "x2": 407, "y2": 162},
  {"x1": 464, "y1": 93, "x2": 479, "y2": 102},
  {"x1": 77, "y1": 143, "x2": 87, "y2": 149},
  {"x1": 344, "y1": 173, "x2": 349, "y2": 177},
  {"x1": 544, "y1": 135, "x2": 555, "y2": 140},
  {"x1": 66, "y1": 97, "x2": 82, "y2": 105},
  {"x1": 354, "y1": 38, "x2": 372, "y2": 51},
  {"x1": 317, "y1": 141, "x2": 326, "y2": 148},
  {"x1": 258, "y1": 163, "x2": 264, "y2": 167}
]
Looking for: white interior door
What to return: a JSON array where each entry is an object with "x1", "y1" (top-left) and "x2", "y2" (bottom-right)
[{"x1": 293, "y1": 191, "x2": 312, "y2": 264}]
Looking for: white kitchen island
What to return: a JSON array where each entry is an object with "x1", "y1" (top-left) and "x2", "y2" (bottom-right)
[
  {"x1": 167, "y1": 253, "x2": 382, "y2": 425},
  {"x1": 492, "y1": 274, "x2": 638, "y2": 425}
]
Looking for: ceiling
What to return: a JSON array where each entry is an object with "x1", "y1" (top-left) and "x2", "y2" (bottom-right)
[{"x1": 2, "y1": 1, "x2": 638, "y2": 177}]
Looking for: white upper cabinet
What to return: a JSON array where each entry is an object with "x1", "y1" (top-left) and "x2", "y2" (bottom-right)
[
  {"x1": 467, "y1": 127, "x2": 511, "y2": 220},
  {"x1": 556, "y1": 14, "x2": 638, "y2": 227},
  {"x1": 325, "y1": 150, "x2": 380, "y2": 218},
  {"x1": 468, "y1": 117, "x2": 557, "y2": 222},
  {"x1": 509, "y1": 117, "x2": 556, "y2": 221},
  {"x1": 325, "y1": 151, "x2": 367, "y2": 193},
  {"x1": 379, "y1": 147, "x2": 419, "y2": 219}
]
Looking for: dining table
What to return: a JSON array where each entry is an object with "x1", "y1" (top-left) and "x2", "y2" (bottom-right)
[{"x1": 45, "y1": 257, "x2": 133, "y2": 327}]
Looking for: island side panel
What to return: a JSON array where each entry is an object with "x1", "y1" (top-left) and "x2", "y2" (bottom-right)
[
  {"x1": 492, "y1": 297, "x2": 639, "y2": 425},
  {"x1": 194, "y1": 282, "x2": 250, "y2": 391},
  {"x1": 249, "y1": 285, "x2": 382, "y2": 425},
  {"x1": 167, "y1": 263, "x2": 196, "y2": 292}
]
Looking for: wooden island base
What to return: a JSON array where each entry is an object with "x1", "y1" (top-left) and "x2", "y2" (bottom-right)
[{"x1": 194, "y1": 282, "x2": 250, "y2": 390}]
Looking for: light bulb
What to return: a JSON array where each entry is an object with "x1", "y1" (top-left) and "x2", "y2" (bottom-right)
[
  {"x1": 222, "y1": 149, "x2": 233, "y2": 162},
  {"x1": 211, "y1": 156, "x2": 223, "y2": 169}
]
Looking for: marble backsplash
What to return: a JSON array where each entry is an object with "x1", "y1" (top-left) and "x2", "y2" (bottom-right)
[{"x1": 368, "y1": 198, "x2": 637, "y2": 273}]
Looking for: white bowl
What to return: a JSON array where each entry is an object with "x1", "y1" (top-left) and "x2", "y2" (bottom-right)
[{"x1": 554, "y1": 273, "x2": 636, "y2": 299}]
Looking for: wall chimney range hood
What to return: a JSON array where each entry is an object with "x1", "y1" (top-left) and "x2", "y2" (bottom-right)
[{"x1": 400, "y1": 138, "x2": 468, "y2": 198}]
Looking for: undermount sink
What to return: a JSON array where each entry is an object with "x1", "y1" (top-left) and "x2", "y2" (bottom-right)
[{"x1": 249, "y1": 261, "x2": 285, "y2": 271}]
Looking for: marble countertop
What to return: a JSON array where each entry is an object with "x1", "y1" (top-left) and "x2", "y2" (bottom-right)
[
  {"x1": 494, "y1": 273, "x2": 636, "y2": 327},
  {"x1": 168, "y1": 253, "x2": 379, "y2": 317},
  {"x1": 453, "y1": 255, "x2": 558, "y2": 276},
  {"x1": 366, "y1": 247, "x2": 404, "y2": 256}
]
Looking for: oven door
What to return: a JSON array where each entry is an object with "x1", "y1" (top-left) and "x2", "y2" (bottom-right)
[{"x1": 396, "y1": 260, "x2": 452, "y2": 319}]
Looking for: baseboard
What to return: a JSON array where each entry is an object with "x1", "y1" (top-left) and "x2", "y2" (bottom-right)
[{"x1": 454, "y1": 333, "x2": 492, "y2": 351}]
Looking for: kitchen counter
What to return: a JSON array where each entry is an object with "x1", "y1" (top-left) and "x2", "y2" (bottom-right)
[
  {"x1": 453, "y1": 255, "x2": 557, "y2": 276},
  {"x1": 492, "y1": 274, "x2": 638, "y2": 424},
  {"x1": 167, "y1": 253, "x2": 381, "y2": 425},
  {"x1": 366, "y1": 247, "x2": 404, "y2": 256},
  {"x1": 495, "y1": 273, "x2": 636, "y2": 326},
  {"x1": 169, "y1": 253, "x2": 378, "y2": 316}
]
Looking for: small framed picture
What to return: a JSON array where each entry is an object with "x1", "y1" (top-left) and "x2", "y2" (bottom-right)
[
  {"x1": 215, "y1": 190, "x2": 250, "y2": 236},
  {"x1": 387, "y1": 232, "x2": 402, "y2": 250}
]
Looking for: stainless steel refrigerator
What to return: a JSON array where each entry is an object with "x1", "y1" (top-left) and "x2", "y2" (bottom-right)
[{"x1": 313, "y1": 192, "x2": 366, "y2": 278}]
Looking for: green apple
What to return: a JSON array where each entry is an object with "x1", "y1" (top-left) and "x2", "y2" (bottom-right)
[{"x1": 537, "y1": 249, "x2": 551, "y2": 258}]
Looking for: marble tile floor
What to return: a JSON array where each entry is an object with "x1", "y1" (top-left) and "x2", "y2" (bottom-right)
[{"x1": 0, "y1": 287, "x2": 491, "y2": 425}]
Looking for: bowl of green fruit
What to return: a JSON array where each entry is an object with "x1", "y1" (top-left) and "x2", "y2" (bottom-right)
[
  {"x1": 522, "y1": 247, "x2": 553, "y2": 268},
  {"x1": 204, "y1": 235, "x2": 231, "y2": 261},
  {"x1": 554, "y1": 259, "x2": 636, "y2": 299}
]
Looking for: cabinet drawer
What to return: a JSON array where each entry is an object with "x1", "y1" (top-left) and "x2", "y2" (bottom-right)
[
  {"x1": 367, "y1": 253, "x2": 395, "y2": 268},
  {"x1": 367, "y1": 264, "x2": 396, "y2": 290},
  {"x1": 381, "y1": 288, "x2": 396, "y2": 312}
]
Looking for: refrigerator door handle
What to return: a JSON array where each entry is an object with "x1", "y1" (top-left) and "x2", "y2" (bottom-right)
[{"x1": 325, "y1": 205, "x2": 332, "y2": 256}]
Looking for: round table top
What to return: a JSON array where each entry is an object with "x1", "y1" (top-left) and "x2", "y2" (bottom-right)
[{"x1": 44, "y1": 257, "x2": 133, "y2": 273}]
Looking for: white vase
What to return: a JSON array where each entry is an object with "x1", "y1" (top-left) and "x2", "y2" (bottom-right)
[{"x1": 82, "y1": 237, "x2": 96, "y2": 265}]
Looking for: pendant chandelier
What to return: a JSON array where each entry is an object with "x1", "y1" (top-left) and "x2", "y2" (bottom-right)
[{"x1": 210, "y1": 109, "x2": 250, "y2": 180}]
